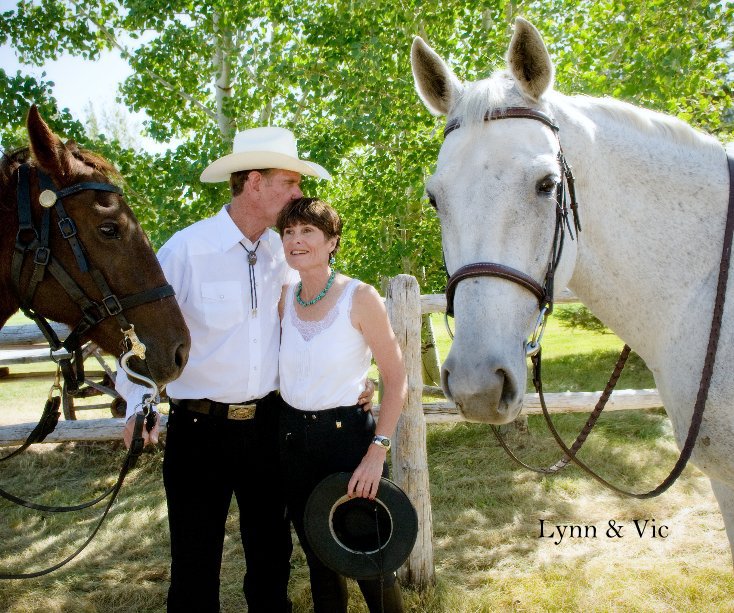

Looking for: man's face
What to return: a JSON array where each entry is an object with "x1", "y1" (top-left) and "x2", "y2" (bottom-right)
[{"x1": 259, "y1": 169, "x2": 303, "y2": 224}]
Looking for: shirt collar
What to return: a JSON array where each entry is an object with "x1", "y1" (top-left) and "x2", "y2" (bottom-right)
[{"x1": 216, "y1": 205, "x2": 275, "y2": 251}]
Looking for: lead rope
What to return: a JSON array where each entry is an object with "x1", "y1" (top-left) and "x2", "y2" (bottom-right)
[
  {"x1": 491, "y1": 345, "x2": 631, "y2": 474},
  {"x1": 0, "y1": 328, "x2": 158, "y2": 578},
  {"x1": 499, "y1": 152, "x2": 734, "y2": 497},
  {"x1": 0, "y1": 412, "x2": 148, "y2": 579}
]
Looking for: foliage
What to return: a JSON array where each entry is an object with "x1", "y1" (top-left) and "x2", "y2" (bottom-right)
[
  {"x1": 554, "y1": 303, "x2": 610, "y2": 334},
  {"x1": 1, "y1": 0, "x2": 732, "y2": 291}
]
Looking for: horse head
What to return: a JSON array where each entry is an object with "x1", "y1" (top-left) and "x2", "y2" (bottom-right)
[
  {"x1": 0, "y1": 106, "x2": 190, "y2": 387},
  {"x1": 412, "y1": 19, "x2": 577, "y2": 424}
]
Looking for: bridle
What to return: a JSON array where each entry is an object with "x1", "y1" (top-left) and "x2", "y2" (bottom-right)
[
  {"x1": 443, "y1": 107, "x2": 581, "y2": 355},
  {"x1": 0, "y1": 161, "x2": 170, "y2": 579},
  {"x1": 439, "y1": 106, "x2": 734, "y2": 499},
  {"x1": 10, "y1": 162, "x2": 175, "y2": 393}
]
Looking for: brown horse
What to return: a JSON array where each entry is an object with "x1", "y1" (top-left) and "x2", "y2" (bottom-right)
[{"x1": 0, "y1": 106, "x2": 189, "y2": 387}]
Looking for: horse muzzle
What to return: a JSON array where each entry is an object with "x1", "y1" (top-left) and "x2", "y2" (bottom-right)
[{"x1": 441, "y1": 351, "x2": 525, "y2": 424}]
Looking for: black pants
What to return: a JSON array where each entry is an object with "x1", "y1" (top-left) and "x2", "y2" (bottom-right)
[
  {"x1": 163, "y1": 393, "x2": 292, "y2": 613},
  {"x1": 279, "y1": 399, "x2": 404, "y2": 613}
]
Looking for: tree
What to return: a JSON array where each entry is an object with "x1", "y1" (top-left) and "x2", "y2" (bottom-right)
[{"x1": 2, "y1": 0, "x2": 731, "y2": 289}]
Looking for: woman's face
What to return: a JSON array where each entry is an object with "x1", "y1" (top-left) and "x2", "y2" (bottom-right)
[{"x1": 281, "y1": 222, "x2": 338, "y2": 271}]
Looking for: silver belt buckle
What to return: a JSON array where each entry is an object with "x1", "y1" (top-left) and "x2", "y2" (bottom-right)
[{"x1": 227, "y1": 403, "x2": 257, "y2": 420}]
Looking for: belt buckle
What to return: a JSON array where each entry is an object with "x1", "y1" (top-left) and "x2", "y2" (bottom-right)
[{"x1": 227, "y1": 403, "x2": 256, "y2": 420}]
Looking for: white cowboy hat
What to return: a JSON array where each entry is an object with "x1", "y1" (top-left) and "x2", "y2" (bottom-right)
[{"x1": 200, "y1": 126, "x2": 331, "y2": 182}]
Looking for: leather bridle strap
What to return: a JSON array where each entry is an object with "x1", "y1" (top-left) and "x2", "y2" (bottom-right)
[
  {"x1": 445, "y1": 262, "x2": 546, "y2": 317},
  {"x1": 10, "y1": 164, "x2": 175, "y2": 393},
  {"x1": 444, "y1": 106, "x2": 560, "y2": 138}
]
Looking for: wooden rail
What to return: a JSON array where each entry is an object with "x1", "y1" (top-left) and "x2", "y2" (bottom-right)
[{"x1": 0, "y1": 388, "x2": 663, "y2": 446}]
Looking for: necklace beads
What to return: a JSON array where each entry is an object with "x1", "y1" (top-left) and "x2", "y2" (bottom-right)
[{"x1": 297, "y1": 269, "x2": 336, "y2": 307}]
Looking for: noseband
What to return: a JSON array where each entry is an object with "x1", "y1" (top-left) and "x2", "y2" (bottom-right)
[
  {"x1": 11, "y1": 163, "x2": 175, "y2": 391},
  {"x1": 443, "y1": 107, "x2": 581, "y2": 354}
]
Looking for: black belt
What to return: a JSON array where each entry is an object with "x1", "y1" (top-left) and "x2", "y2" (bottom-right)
[
  {"x1": 172, "y1": 397, "x2": 264, "y2": 420},
  {"x1": 280, "y1": 399, "x2": 365, "y2": 422}
]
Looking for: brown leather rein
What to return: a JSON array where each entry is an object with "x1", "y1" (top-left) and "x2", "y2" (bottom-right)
[{"x1": 442, "y1": 106, "x2": 734, "y2": 497}]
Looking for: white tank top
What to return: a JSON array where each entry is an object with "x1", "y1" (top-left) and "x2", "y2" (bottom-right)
[{"x1": 279, "y1": 278, "x2": 372, "y2": 411}]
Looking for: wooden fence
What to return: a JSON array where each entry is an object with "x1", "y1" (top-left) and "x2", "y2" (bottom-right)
[{"x1": 0, "y1": 277, "x2": 663, "y2": 588}]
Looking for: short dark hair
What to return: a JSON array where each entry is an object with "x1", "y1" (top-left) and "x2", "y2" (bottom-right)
[
  {"x1": 229, "y1": 168, "x2": 271, "y2": 197},
  {"x1": 276, "y1": 197, "x2": 343, "y2": 257}
]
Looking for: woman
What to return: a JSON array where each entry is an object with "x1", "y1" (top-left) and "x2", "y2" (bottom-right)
[{"x1": 276, "y1": 198, "x2": 408, "y2": 613}]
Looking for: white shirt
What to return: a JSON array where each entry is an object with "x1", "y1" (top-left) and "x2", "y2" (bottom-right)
[
  {"x1": 279, "y1": 279, "x2": 372, "y2": 411},
  {"x1": 116, "y1": 206, "x2": 296, "y2": 418}
]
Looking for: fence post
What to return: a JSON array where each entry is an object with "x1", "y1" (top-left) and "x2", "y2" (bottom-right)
[{"x1": 385, "y1": 274, "x2": 435, "y2": 587}]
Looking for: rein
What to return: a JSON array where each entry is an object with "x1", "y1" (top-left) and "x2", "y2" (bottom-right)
[
  {"x1": 0, "y1": 162, "x2": 168, "y2": 577},
  {"x1": 442, "y1": 106, "x2": 734, "y2": 497}
]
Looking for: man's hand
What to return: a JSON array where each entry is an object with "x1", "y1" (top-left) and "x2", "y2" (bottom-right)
[
  {"x1": 122, "y1": 412, "x2": 160, "y2": 449},
  {"x1": 358, "y1": 378, "x2": 376, "y2": 412}
]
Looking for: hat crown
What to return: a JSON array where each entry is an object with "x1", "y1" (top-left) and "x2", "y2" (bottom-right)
[{"x1": 232, "y1": 127, "x2": 298, "y2": 158}]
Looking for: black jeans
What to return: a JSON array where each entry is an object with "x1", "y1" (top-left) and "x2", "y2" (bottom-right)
[
  {"x1": 163, "y1": 393, "x2": 292, "y2": 613},
  {"x1": 279, "y1": 399, "x2": 404, "y2": 613}
]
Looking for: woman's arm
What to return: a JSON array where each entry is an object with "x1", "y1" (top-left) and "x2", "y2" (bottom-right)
[{"x1": 348, "y1": 283, "x2": 408, "y2": 499}]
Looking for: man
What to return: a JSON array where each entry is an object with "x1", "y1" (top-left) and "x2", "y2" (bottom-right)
[{"x1": 117, "y1": 127, "x2": 367, "y2": 612}]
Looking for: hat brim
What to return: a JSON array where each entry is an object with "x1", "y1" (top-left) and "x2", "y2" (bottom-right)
[
  {"x1": 304, "y1": 472, "x2": 418, "y2": 580},
  {"x1": 200, "y1": 151, "x2": 331, "y2": 183}
]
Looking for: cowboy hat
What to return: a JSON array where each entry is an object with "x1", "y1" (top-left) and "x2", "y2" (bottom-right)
[
  {"x1": 303, "y1": 472, "x2": 418, "y2": 580},
  {"x1": 200, "y1": 126, "x2": 331, "y2": 182}
]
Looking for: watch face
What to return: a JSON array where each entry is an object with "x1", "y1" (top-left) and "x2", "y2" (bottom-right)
[{"x1": 374, "y1": 436, "x2": 390, "y2": 449}]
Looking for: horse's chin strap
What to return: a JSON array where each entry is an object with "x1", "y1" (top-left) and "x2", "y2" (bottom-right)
[{"x1": 10, "y1": 163, "x2": 174, "y2": 393}]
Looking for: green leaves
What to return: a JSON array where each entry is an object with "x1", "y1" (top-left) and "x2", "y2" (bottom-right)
[{"x1": 2, "y1": 0, "x2": 731, "y2": 292}]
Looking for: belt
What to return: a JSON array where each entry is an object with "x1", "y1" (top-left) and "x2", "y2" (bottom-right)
[{"x1": 172, "y1": 398, "x2": 260, "y2": 420}]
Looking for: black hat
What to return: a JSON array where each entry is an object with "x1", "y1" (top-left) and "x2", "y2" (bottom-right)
[{"x1": 303, "y1": 472, "x2": 419, "y2": 580}]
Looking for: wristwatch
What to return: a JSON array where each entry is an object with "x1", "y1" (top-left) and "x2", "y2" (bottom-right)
[{"x1": 372, "y1": 435, "x2": 391, "y2": 451}]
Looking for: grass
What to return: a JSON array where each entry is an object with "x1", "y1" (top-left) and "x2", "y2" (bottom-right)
[{"x1": 0, "y1": 306, "x2": 732, "y2": 611}]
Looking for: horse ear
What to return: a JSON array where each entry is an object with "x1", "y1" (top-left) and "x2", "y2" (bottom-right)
[
  {"x1": 26, "y1": 105, "x2": 75, "y2": 180},
  {"x1": 411, "y1": 36, "x2": 462, "y2": 116},
  {"x1": 507, "y1": 18, "x2": 554, "y2": 102}
]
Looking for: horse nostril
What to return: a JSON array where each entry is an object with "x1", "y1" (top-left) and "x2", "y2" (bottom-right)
[
  {"x1": 441, "y1": 367, "x2": 452, "y2": 400},
  {"x1": 496, "y1": 368, "x2": 517, "y2": 404},
  {"x1": 174, "y1": 343, "x2": 188, "y2": 369}
]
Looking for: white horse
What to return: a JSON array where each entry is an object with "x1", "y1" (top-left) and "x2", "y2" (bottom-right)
[{"x1": 411, "y1": 18, "x2": 734, "y2": 553}]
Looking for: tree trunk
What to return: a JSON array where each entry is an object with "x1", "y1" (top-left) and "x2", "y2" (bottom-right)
[
  {"x1": 212, "y1": 11, "x2": 235, "y2": 139},
  {"x1": 420, "y1": 315, "x2": 441, "y2": 387}
]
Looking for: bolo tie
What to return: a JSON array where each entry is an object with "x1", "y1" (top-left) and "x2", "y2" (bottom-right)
[{"x1": 240, "y1": 240, "x2": 260, "y2": 316}]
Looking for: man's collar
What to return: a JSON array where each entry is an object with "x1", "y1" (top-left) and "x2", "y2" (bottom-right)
[{"x1": 218, "y1": 205, "x2": 274, "y2": 250}]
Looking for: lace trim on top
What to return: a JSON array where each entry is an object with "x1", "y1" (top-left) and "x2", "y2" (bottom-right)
[{"x1": 289, "y1": 280, "x2": 356, "y2": 342}]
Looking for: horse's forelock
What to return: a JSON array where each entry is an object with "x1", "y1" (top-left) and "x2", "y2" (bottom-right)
[
  {"x1": 72, "y1": 148, "x2": 121, "y2": 182},
  {"x1": 448, "y1": 71, "x2": 531, "y2": 126}
]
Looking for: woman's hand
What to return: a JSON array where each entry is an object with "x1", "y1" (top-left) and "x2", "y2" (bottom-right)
[
  {"x1": 348, "y1": 445, "x2": 387, "y2": 499},
  {"x1": 357, "y1": 378, "x2": 376, "y2": 412}
]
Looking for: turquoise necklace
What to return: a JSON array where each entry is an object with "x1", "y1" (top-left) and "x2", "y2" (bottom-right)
[{"x1": 296, "y1": 269, "x2": 336, "y2": 307}]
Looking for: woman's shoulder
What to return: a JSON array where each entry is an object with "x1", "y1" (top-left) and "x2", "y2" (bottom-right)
[{"x1": 349, "y1": 279, "x2": 383, "y2": 311}]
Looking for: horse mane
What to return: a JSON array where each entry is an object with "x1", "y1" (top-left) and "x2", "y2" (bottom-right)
[
  {"x1": 450, "y1": 70, "x2": 719, "y2": 152},
  {"x1": 577, "y1": 95, "x2": 721, "y2": 150}
]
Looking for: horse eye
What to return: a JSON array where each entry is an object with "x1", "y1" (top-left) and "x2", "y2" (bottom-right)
[
  {"x1": 536, "y1": 176, "x2": 557, "y2": 196},
  {"x1": 98, "y1": 223, "x2": 121, "y2": 240},
  {"x1": 426, "y1": 192, "x2": 438, "y2": 210}
]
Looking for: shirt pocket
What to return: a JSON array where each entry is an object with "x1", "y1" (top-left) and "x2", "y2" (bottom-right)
[{"x1": 200, "y1": 281, "x2": 245, "y2": 330}]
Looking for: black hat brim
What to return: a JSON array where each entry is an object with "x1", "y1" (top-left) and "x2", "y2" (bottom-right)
[{"x1": 304, "y1": 472, "x2": 418, "y2": 580}]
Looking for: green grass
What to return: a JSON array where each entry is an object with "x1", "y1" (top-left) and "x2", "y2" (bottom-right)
[{"x1": 1, "y1": 306, "x2": 731, "y2": 611}]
